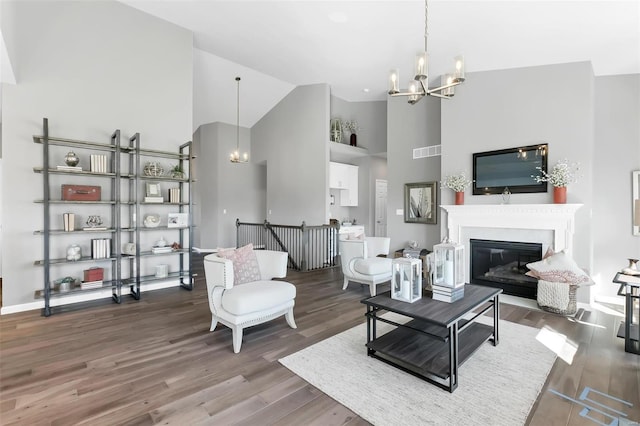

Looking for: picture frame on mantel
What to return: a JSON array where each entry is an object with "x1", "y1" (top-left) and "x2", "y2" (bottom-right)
[
  {"x1": 404, "y1": 182, "x2": 437, "y2": 224},
  {"x1": 633, "y1": 170, "x2": 639, "y2": 236}
]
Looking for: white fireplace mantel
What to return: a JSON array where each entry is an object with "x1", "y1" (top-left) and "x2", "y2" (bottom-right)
[{"x1": 441, "y1": 203, "x2": 583, "y2": 255}]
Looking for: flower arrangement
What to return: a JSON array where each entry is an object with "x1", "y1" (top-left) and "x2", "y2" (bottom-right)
[
  {"x1": 441, "y1": 172, "x2": 472, "y2": 192},
  {"x1": 341, "y1": 119, "x2": 361, "y2": 134},
  {"x1": 532, "y1": 159, "x2": 580, "y2": 187}
]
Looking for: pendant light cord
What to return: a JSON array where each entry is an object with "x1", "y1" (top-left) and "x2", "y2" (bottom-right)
[{"x1": 236, "y1": 76, "x2": 240, "y2": 153}]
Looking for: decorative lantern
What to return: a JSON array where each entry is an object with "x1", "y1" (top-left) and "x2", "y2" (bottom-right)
[
  {"x1": 433, "y1": 238, "x2": 465, "y2": 288},
  {"x1": 391, "y1": 257, "x2": 423, "y2": 303}
]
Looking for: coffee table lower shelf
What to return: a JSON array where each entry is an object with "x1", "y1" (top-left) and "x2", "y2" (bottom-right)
[{"x1": 366, "y1": 319, "x2": 494, "y2": 380}]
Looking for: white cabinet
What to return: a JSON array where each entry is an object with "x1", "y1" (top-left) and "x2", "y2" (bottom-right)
[
  {"x1": 329, "y1": 161, "x2": 358, "y2": 206},
  {"x1": 329, "y1": 162, "x2": 348, "y2": 189},
  {"x1": 340, "y1": 165, "x2": 359, "y2": 206}
]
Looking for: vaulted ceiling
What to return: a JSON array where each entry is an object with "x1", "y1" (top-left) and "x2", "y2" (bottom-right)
[{"x1": 124, "y1": 1, "x2": 640, "y2": 130}]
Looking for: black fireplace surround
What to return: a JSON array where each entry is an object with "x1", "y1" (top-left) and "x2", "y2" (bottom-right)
[{"x1": 470, "y1": 239, "x2": 542, "y2": 299}]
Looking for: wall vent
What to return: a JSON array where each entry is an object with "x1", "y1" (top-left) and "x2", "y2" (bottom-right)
[{"x1": 413, "y1": 145, "x2": 441, "y2": 159}]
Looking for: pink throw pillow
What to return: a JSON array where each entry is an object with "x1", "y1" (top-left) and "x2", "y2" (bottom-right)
[
  {"x1": 218, "y1": 243, "x2": 261, "y2": 285},
  {"x1": 525, "y1": 247, "x2": 555, "y2": 278}
]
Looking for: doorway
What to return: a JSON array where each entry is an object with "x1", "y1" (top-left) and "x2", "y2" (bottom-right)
[{"x1": 374, "y1": 179, "x2": 387, "y2": 237}]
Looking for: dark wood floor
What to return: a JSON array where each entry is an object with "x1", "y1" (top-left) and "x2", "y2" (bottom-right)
[{"x1": 1, "y1": 255, "x2": 638, "y2": 425}]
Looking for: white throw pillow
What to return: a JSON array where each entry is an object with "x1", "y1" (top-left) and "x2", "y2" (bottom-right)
[{"x1": 526, "y1": 250, "x2": 592, "y2": 284}]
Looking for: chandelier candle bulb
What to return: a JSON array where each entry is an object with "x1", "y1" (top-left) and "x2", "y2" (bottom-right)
[
  {"x1": 454, "y1": 55, "x2": 465, "y2": 82},
  {"x1": 415, "y1": 52, "x2": 428, "y2": 79},
  {"x1": 388, "y1": 69, "x2": 400, "y2": 94},
  {"x1": 442, "y1": 74, "x2": 454, "y2": 96}
]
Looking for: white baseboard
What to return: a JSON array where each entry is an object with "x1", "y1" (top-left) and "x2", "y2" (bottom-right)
[
  {"x1": 593, "y1": 294, "x2": 624, "y2": 306},
  {"x1": 0, "y1": 280, "x2": 184, "y2": 315}
]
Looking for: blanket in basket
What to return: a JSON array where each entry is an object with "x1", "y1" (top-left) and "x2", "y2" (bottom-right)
[{"x1": 537, "y1": 280, "x2": 570, "y2": 310}]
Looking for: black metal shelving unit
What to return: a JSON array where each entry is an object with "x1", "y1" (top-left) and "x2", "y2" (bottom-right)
[{"x1": 33, "y1": 118, "x2": 195, "y2": 316}]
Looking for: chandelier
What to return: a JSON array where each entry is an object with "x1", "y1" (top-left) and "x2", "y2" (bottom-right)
[
  {"x1": 230, "y1": 76, "x2": 248, "y2": 163},
  {"x1": 388, "y1": 0, "x2": 465, "y2": 104}
]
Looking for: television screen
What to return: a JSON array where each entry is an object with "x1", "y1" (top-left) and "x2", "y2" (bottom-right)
[{"x1": 473, "y1": 144, "x2": 548, "y2": 195}]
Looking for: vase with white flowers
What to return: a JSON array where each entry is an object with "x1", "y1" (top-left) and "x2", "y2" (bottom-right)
[
  {"x1": 532, "y1": 159, "x2": 580, "y2": 204},
  {"x1": 341, "y1": 120, "x2": 361, "y2": 147},
  {"x1": 441, "y1": 172, "x2": 473, "y2": 205}
]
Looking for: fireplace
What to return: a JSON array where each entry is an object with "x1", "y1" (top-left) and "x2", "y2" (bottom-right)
[{"x1": 470, "y1": 239, "x2": 542, "y2": 299}]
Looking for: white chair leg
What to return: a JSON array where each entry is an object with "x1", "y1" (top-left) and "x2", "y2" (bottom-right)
[
  {"x1": 343, "y1": 277, "x2": 349, "y2": 290},
  {"x1": 285, "y1": 307, "x2": 297, "y2": 329},
  {"x1": 232, "y1": 325, "x2": 243, "y2": 353},
  {"x1": 210, "y1": 317, "x2": 218, "y2": 332},
  {"x1": 370, "y1": 283, "x2": 377, "y2": 297}
]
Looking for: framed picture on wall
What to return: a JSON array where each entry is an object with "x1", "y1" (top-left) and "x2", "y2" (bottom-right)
[{"x1": 404, "y1": 182, "x2": 437, "y2": 224}]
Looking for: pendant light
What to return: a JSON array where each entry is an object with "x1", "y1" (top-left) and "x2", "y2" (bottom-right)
[
  {"x1": 230, "y1": 76, "x2": 248, "y2": 163},
  {"x1": 388, "y1": 0, "x2": 465, "y2": 104}
]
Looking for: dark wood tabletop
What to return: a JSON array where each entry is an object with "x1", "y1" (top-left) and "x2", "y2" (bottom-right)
[{"x1": 362, "y1": 284, "x2": 502, "y2": 327}]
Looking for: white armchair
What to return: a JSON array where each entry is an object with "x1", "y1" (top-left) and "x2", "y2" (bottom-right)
[
  {"x1": 204, "y1": 250, "x2": 297, "y2": 353},
  {"x1": 340, "y1": 237, "x2": 393, "y2": 296}
]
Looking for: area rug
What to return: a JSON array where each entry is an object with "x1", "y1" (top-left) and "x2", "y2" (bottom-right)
[{"x1": 279, "y1": 314, "x2": 556, "y2": 425}]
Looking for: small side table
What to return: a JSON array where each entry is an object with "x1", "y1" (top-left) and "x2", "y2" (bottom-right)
[{"x1": 613, "y1": 273, "x2": 640, "y2": 355}]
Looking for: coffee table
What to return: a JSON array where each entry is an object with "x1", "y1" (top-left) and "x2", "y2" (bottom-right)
[{"x1": 362, "y1": 284, "x2": 502, "y2": 392}]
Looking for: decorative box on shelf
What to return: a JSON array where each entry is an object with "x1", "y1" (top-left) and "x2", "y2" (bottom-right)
[{"x1": 391, "y1": 257, "x2": 422, "y2": 303}]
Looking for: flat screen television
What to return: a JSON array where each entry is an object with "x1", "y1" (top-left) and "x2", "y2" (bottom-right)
[{"x1": 473, "y1": 144, "x2": 548, "y2": 195}]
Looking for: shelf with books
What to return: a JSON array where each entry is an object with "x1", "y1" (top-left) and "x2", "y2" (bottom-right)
[
  {"x1": 33, "y1": 118, "x2": 194, "y2": 316},
  {"x1": 33, "y1": 118, "x2": 125, "y2": 316}
]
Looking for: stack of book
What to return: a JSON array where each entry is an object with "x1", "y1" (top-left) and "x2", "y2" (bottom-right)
[
  {"x1": 56, "y1": 165, "x2": 82, "y2": 172},
  {"x1": 91, "y1": 238, "x2": 111, "y2": 259},
  {"x1": 151, "y1": 246, "x2": 173, "y2": 254},
  {"x1": 90, "y1": 154, "x2": 108, "y2": 173},
  {"x1": 80, "y1": 280, "x2": 103, "y2": 290},
  {"x1": 432, "y1": 282, "x2": 465, "y2": 303},
  {"x1": 62, "y1": 213, "x2": 75, "y2": 231},
  {"x1": 168, "y1": 188, "x2": 180, "y2": 203},
  {"x1": 144, "y1": 196, "x2": 164, "y2": 203}
]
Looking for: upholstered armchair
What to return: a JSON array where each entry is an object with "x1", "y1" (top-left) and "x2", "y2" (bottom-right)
[
  {"x1": 204, "y1": 248, "x2": 297, "y2": 353},
  {"x1": 340, "y1": 237, "x2": 393, "y2": 296}
]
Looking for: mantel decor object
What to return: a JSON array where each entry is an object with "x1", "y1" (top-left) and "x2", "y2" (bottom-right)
[
  {"x1": 442, "y1": 172, "x2": 472, "y2": 205},
  {"x1": 391, "y1": 257, "x2": 423, "y2": 303},
  {"x1": 553, "y1": 186, "x2": 567, "y2": 204}
]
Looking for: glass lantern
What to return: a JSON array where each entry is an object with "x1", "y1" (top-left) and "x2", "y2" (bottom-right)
[
  {"x1": 433, "y1": 239, "x2": 465, "y2": 288},
  {"x1": 391, "y1": 257, "x2": 422, "y2": 303}
]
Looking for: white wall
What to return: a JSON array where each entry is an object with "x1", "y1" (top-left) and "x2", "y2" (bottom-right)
[
  {"x1": 593, "y1": 74, "x2": 640, "y2": 299},
  {"x1": 441, "y1": 62, "x2": 595, "y2": 301},
  {"x1": 1, "y1": 0, "x2": 192, "y2": 307}
]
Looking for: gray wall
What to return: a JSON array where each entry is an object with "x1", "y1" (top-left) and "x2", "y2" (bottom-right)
[
  {"x1": 593, "y1": 74, "x2": 640, "y2": 298},
  {"x1": 441, "y1": 62, "x2": 596, "y2": 301},
  {"x1": 1, "y1": 1, "x2": 193, "y2": 307},
  {"x1": 252, "y1": 84, "x2": 330, "y2": 226},
  {"x1": 194, "y1": 122, "x2": 265, "y2": 249},
  {"x1": 387, "y1": 95, "x2": 442, "y2": 252}
]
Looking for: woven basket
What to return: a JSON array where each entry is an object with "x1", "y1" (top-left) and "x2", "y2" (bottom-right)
[{"x1": 539, "y1": 284, "x2": 578, "y2": 316}]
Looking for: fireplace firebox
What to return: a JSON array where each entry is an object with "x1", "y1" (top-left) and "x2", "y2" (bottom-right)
[{"x1": 470, "y1": 239, "x2": 542, "y2": 299}]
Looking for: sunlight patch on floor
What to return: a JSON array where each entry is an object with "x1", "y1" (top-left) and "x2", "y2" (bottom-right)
[{"x1": 536, "y1": 326, "x2": 578, "y2": 364}]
